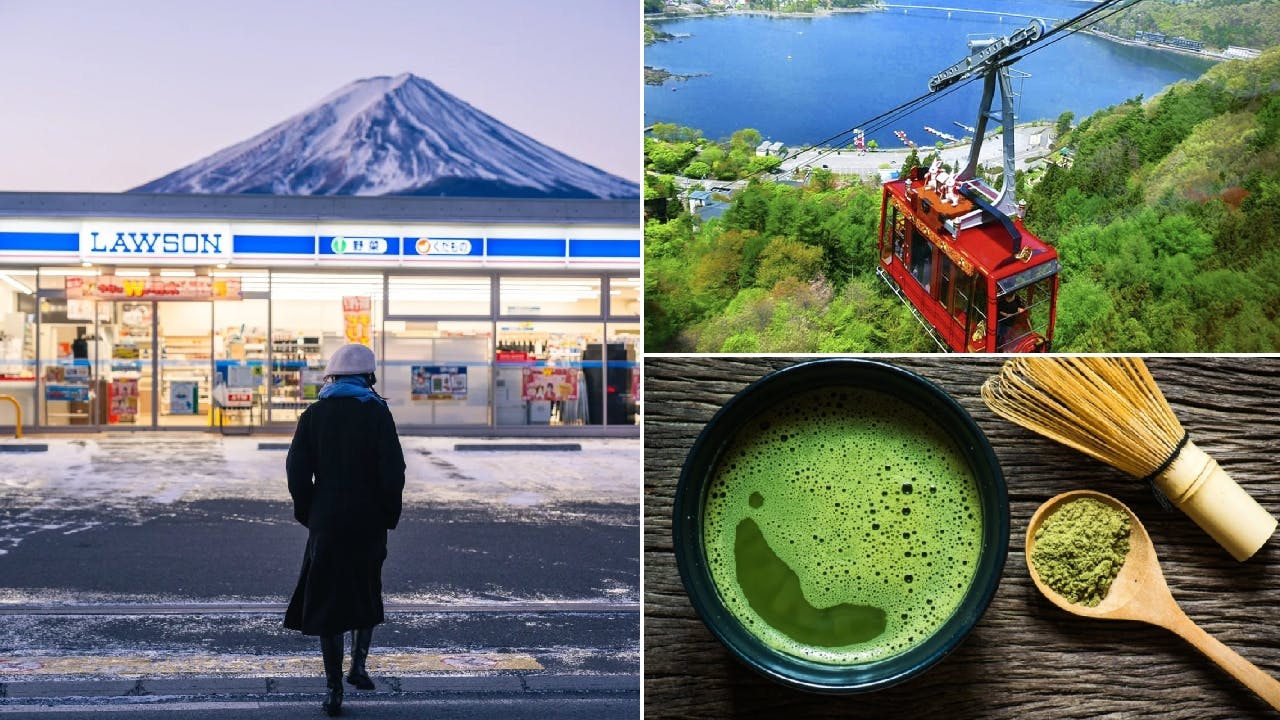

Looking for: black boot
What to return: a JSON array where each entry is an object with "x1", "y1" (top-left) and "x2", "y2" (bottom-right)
[
  {"x1": 346, "y1": 627, "x2": 375, "y2": 690},
  {"x1": 320, "y1": 633, "x2": 344, "y2": 716}
]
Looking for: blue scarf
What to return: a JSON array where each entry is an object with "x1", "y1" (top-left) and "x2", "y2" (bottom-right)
[{"x1": 318, "y1": 375, "x2": 386, "y2": 405}]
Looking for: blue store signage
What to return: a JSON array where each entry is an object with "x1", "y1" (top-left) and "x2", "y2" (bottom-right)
[
  {"x1": 3, "y1": 224, "x2": 639, "y2": 266},
  {"x1": 80, "y1": 223, "x2": 233, "y2": 264}
]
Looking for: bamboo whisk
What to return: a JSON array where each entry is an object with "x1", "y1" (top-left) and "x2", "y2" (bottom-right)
[{"x1": 982, "y1": 357, "x2": 1277, "y2": 561}]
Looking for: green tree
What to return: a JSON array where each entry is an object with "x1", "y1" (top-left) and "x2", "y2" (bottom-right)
[
  {"x1": 684, "y1": 160, "x2": 711, "y2": 179},
  {"x1": 1054, "y1": 111, "x2": 1074, "y2": 145},
  {"x1": 746, "y1": 155, "x2": 783, "y2": 175},
  {"x1": 649, "y1": 123, "x2": 703, "y2": 144},
  {"x1": 730, "y1": 128, "x2": 764, "y2": 152},
  {"x1": 901, "y1": 147, "x2": 922, "y2": 177},
  {"x1": 645, "y1": 140, "x2": 698, "y2": 173}
]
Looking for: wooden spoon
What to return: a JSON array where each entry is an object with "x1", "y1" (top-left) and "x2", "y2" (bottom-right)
[{"x1": 1026, "y1": 489, "x2": 1280, "y2": 711}]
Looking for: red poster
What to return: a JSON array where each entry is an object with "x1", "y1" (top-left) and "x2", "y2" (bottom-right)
[{"x1": 66, "y1": 276, "x2": 241, "y2": 300}]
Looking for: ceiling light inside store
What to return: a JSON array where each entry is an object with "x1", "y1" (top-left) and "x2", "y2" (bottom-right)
[
  {"x1": 160, "y1": 269, "x2": 196, "y2": 278},
  {"x1": 389, "y1": 278, "x2": 490, "y2": 302},
  {"x1": 40, "y1": 267, "x2": 99, "y2": 276},
  {"x1": 117, "y1": 269, "x2": 152, "y2": 277},
  {"x1": 501, "y1": 279, "x2": 601, "y2": 302},
  {"x1": 212, "y1": 269, "x2": 269, "y2": 293},
  {"x1": 271, "y1": 274, "x2": 383, "y2": 301},
  {"x1": 0, "y1": 273, "x2": 34, "y2": 294}
]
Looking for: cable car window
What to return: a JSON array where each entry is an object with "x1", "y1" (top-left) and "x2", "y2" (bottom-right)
[
  {"x1": 938, "y1": 254, "x2": 956, "y2": 317},
  {"x1": 948, "y1": 260, "x2": 979, "y2": 322},
  {"x1": 967, "y1": 276, "x2": 988, "y2": 348},
  {"x1": 996, "y1": 259, "x2": 1060, "y2": 295},
  {"x1": 997, "y1": 275, "x2": 1053, "y2": 351},
  {"x1": 908, "y1": 228, "x2": 932, "y2": 293},
  {"x1": 887, "y1": 206, "x2": 905, "y2": 262}
]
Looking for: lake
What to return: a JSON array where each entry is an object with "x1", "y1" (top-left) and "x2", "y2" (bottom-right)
[{"x1": 644, "y1": 1, "x2": 1216, "y2": 149}]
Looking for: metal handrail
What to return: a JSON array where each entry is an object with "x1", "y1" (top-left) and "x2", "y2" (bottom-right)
[{"x1": 0, "y1": 394, "x2": 22, "y2": 439}]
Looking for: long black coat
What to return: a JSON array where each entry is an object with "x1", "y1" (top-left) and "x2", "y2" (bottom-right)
[{"x1": 283, "y1": 396, "x2": 405, "y2": 636}]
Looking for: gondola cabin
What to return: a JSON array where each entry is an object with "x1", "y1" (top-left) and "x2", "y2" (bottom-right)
[{"x1": 876, "y1": 165, "x2": 1058, "y2": 352}]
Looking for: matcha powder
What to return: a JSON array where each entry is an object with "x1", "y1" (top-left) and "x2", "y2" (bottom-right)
[{"x1": 1030, "y1": 497, "x2": 1132, "y2": 607}]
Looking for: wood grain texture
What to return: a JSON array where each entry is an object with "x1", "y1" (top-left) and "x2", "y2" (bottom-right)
[{"x1": 644, "y1": 356, "x2": 1280, "y2": 720}]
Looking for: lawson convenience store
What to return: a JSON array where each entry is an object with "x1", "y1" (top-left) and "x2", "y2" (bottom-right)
[{"x1": 0, "y1": 193, "x2": 640, "y2": 434}]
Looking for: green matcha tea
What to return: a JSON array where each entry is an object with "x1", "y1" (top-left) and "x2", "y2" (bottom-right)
[{"x1": 702, "y1": 387, "x2": 984, "y2": 665}]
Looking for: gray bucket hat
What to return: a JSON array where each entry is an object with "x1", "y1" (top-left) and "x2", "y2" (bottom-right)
[{"x1": 325, "y1": 343, "x2": 376, "y2": 376}]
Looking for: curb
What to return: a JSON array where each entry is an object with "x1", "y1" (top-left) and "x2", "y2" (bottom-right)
[{"x1": 0, "y1": 673, "x2": 639, "y2": 701}]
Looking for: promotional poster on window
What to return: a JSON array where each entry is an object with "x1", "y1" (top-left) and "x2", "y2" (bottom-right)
[
  {"x1": 342, "y1": 296, "x2": 372, "y2": 346},
  {"x1": 522, "y1": 367, "x2": 579, "y2": 402},
  {"x1": 411, "y1": 365, "x2": 468, "y2": 401},
  {"x1": 109, "y1": 378, "x2": 139, "y2": 423}
]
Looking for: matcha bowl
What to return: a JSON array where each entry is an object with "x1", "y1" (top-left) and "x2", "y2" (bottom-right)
[{"x1": 673, "y1": 359, "x2": 1008, "y2": 693}]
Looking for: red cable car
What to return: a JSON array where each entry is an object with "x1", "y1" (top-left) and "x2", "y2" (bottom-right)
[
  {"x1": 876, "y1": 166, "x2": 1058, "y2": 352},
  {"x1": 875, "y1": 21, "x2": 1060, "y2": 352}
]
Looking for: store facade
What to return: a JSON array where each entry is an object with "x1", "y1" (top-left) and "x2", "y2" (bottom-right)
[{"x1": 0, "y1": 194, "x2": 639, "y2": 435}]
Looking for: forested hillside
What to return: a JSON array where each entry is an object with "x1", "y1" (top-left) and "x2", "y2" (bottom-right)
[
  {"x1": 645, "y1": 47, "x2": 1280, "y2": 352},
  {"x1": 647, "y1": 176, "x2": 933, "y2": 352},
  {"x1": 1024, "y1": 45, "x2": 1280, "y2": 351},
  {"x1": 1098, "y1": 0, "x2": 1280, "y2": 51}
]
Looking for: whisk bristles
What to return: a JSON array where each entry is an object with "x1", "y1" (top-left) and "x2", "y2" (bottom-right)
[{"x1": 981, "y1": 357, "x2": 1186, "y2": 480}]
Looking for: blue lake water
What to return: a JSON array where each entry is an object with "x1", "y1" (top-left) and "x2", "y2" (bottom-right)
[{"x1": 644, "y1": 1, "x2": 1215, "y2": 148}]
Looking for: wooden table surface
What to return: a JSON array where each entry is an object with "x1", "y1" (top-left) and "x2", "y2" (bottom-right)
[{"x1": 644, "y1": 357, "x2": 1280, "y2": 719}]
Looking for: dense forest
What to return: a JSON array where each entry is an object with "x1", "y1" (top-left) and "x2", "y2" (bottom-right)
[
  {"x1": 1098, "y1": 0, "x2": 1280, "y2": 51},
  {"x1": 645, "y1": 46, "x2": 1280, "y2": 352}
]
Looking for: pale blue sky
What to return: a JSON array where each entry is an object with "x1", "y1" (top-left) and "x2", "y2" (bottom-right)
[{"x1": 0, "y1": 0, "x2": 640, "y2": 191}]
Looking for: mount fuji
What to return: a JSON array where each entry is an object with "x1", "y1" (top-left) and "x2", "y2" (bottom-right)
[{"x1": 130, "y1": 73, "x2": 638, "y2": 199}]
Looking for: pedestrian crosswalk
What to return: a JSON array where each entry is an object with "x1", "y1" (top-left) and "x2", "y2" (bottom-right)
[{"x1": 0, "y1": 652, "x2": 541, "y2": 678}]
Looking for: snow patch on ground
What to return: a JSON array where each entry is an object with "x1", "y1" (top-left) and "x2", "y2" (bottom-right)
[{"x1": 0, "y1": 434, "x2": 639, "y2": 554}]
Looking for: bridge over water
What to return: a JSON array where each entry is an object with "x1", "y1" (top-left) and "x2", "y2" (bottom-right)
[{"x1": 879, "y1": 4, "x2": 1067, "y2": 26}]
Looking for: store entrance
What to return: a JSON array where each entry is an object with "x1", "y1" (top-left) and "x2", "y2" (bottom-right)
[
  {"x1": 94, "y1": 300, "x2": 214, "y2": 428},
  {"x1": 40, "y1": 299, "x2": 215, "y2": 429}
]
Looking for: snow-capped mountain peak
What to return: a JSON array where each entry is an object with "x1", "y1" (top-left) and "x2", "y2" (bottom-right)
[{"x1": 130, "y1": 73, "x2": 638, "y2": 199}]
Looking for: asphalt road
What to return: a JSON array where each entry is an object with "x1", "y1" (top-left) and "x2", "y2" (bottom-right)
[
  {"x1": 0, "y1": 438, "x2": 640, "y2": 716},
  {"x1": 0, "y1": 499, "x2": 636, "y2": 602}
]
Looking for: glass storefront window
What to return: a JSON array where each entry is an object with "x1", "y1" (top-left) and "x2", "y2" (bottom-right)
[
  {"x1": 156, "y1": 300, "x2": 213, "y2": 427},
  {"x1": 213, "y1": 298, "x2": 269, "y2": 429},
  {"x1": 0, "y1": 269, "x2": 37, "y2": 378},
  {"x1": 608, "y1": 276, "x2": 641, "y2": 318},
  {"x1": 37, "y1": 293, "x2": 106, "y2": 426},
  {"x1": 268, "y1": 273, "x2": 383, "y2": 422},
  {"x1": 495, "y1": 321, "x2": 605, "y2": 427},
  {"x1": 388, "y1": 275, "x2": 491, "y2": 317},
  {"x1": 499, "y1": 277, "x2": 601, "y2": 316},
  {"x1": 6, "y1": 265, "x2": 635, "y2": 434},
  {"x1": 0, "y1": 269, "x2": 39, "y2": 427},
  {"x1": 382, "y1": 320, "x2": 491, "y2": 426},
  {"x1": 606, "y1": 321, "x2": 641, "y2": 427}
]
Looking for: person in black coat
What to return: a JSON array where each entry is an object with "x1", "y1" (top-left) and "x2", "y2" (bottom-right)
[{"x1": 284, "y1": 343, "x2": 405, "y2": 717}]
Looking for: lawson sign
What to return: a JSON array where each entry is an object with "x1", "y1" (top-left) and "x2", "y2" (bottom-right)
[{"x1": 80, "y1": 223, "x2": 233, "y2": 264}]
